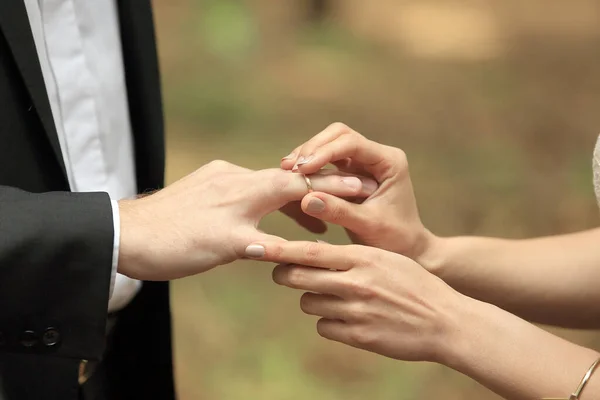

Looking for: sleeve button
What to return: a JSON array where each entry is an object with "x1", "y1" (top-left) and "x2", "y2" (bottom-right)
[
  {"x1": 42, "y1": 328, "x2": 61, "y2": 347},
  {"x1": 20, "y1": 330, "x2": 38, "y2": 348}
]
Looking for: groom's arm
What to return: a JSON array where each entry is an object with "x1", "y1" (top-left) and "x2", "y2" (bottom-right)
[{"x1": 0, "y1": 187, "x2": 114, "y2": 359}]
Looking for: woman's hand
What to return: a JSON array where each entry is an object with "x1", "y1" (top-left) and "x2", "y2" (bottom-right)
[
  {"x1": 280, "y1": 122, "x2": 435, "y2": 261},
  {"x1": 246, "y1": 241, "x2": 600, "y2": 400},
  {"x1": 245, "y1": 240, "x2": 464, "y2": 363}
]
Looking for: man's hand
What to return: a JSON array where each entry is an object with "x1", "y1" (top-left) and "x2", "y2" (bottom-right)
[
  {"x1": 117, "y1": 160, "x2": 377, "y2": 280},
  {"x1": 281, "y1": 122, "x2": 435, "y2": 261}
]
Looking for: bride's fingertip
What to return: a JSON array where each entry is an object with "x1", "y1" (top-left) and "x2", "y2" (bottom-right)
[
  {"x1": 281, "y1": 152, "x2": 296, "y2": 161},
  {"x1": 295, "y1": 161, "x2": 325, "y2": 175},
  {"x1": 296, "y1": 155, "x2": 314, "y2": 166},
  {"x1": 361, "y1": 178, "x2": 378, "y2": 195},
  {"x1": 341, "y1": 177, "x2": 362, "y2": 193},
  {"x1": 245, "y1": 244, "x2": 266, "y2": 258},
  {"x1": 280, "y1": 159, "x2": 296, "y2": 170}
]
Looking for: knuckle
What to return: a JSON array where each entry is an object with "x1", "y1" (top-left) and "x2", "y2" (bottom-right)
[
  {"x1": 303, "y1": 242, "x2": 321, "y2": 261},
  {"x1": 346, "y1": 277, "x2": 376, "y2": 300},
  {"x1": 359, "y1": 217, "x2": 379, "y2": 235},
  {"x1": 329, "y1": 203, "x2": 349, "y2": 223},
  {"x1": 356, "y1": 284, "x2": 377, "y2": 301},
  {"x1": 268, "y1": 243, "x2": 284, "y2": 259},
  {"x1": 286, "y1": 266, "x2": 306, "y2": 288},
  {"x1": 207, "y1": 159, "x2": 230, "y2": 169},
  {"x1": 269, "y1": 169, "x2": 292, "y2": 192},
  {"x1": 347, "y1": 301, "x2": 368, "y2": 320},
  {"x1": 328, "y1": 122, "x2": 350, "y2": 135},
  {"x1": 349, "y1": 326, "x2": 378, "y2": 347},
  {"x1": 393, "y1": 147, "x2": 408, "y2": 161},
  {"x1": 378, "y1": 220, "x2": 398, "y2": 239},
  {"x1": 348, "y1": 129, "x2": 364, "y2": 141},
  {"x1": 205, "y1": 175, "x2": 237, "y2": 197},
  {"x1": 391, "y1": 147, "x2": 409, "y2": 172},
  {"x1": 346, "y1": 245, "x2": 371, "y2": 266},
  {"x1": 365, "y1": 248, "x2": 383, "y2": 265}
]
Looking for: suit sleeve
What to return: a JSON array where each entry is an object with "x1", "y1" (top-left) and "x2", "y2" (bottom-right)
[{"x1": 0, "y1": 185, "x2": 114, "y2": 360}]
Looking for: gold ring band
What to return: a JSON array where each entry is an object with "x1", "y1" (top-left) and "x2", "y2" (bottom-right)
[{"x1": 303, "y1": 174, "x2": 313, "y2": 193}]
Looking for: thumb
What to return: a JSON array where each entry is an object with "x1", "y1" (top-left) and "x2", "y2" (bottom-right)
[{"x1": 301, "y1": 192, "x2": 370, "y2": 233}]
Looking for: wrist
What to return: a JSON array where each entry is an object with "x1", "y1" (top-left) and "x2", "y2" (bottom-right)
[
  {"x1": 116, "y1": 199, "x2": 147, "y2": 279},
  {"x1": 433, "y1": 293, "x2": 488, "y2": 370},
  {"x1": 422, "y1": 286, "x2": 474, "y2": 365},
  {"x1": 414, "y1": 230, "x2": 450, "y2": 276},
  {"x1": 433, "y1": 292, "x2": 600, "y2": 400},
  {"x1": 435, "y1": 293, "x2": 521, "y2": 376}
]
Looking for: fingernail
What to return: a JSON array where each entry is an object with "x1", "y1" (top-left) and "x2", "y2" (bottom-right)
[
  {"x1": 296, "y1": 155, "x2": 314, "y2": 166},
  {"x1": 341, "y1": 177, "x2": 361, "y2": 191},
  {"x1": 245, "y1": 244, "x2": 265, "y2": 258},
  {"x1": 281, "y1": 152, "x2": 295, "y2": 161},
  {"x1": 362, "y1": 179, "x2": 378, "y2": 194},
  {"x1": 306, "y1": 198, "x2": 326, "y2": 213}
]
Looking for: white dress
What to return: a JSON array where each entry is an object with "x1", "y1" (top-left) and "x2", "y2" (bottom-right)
[{"x1": 595, "y1": 135, "x2": 600, "y2": 207}]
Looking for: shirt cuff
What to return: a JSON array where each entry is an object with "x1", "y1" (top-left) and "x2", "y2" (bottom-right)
[
  {"x1": 109, "y1": 199, "x2": 121, "y2": 299},
  {"x1": 108, "y1": 199, "x2": 142, "y2": 313}
]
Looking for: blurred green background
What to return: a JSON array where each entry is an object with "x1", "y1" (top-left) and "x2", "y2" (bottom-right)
[{"x1": 153, "y1": 1, "x2": 600, "y2": 399}]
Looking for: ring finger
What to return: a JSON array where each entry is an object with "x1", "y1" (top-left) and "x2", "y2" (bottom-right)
[
  {"x1": 300, "y1": 292, "x2": 355, "y2": 321},
  {"x1": 291, "y1": 170, "x2": 378, "y2": 198},
  {"x1": 272, "y1": 264, "x2": 350, "y2": 298}
]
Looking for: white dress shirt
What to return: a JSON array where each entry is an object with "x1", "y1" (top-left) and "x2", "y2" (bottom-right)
[{"x1": 24, "y1": 0, "x2": 142, "y2": 312}]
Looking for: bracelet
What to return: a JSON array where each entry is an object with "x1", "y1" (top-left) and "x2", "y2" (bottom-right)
[
  {"x1": 543, "y1": 357, "x2": 600, "y2": 400},
  {"x1": 570, "y1": 357, "x2": 600, "y2": 400}
]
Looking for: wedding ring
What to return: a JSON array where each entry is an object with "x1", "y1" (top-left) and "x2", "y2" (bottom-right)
[{"x1": 303, "y1": 174, "x2": 313, "y2": 193}]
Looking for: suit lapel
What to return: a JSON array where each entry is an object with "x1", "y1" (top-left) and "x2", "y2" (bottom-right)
[
  {"x1": 0, "y1": 0, "x2": 67, "y2": 179},
  {"x1": 117, "y1": 0, "x2": 166, "y2": 191}
]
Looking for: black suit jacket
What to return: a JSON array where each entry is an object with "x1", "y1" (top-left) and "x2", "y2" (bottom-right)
[{"x1": 0, "y1": 1, "x2": 175, "y2": 399}]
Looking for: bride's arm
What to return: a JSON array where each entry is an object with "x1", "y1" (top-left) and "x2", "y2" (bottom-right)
[
  {"x1": 420, "y1": 228, "x2": 600, "y2": 328},
  {"x1": 249, "y1": 241, "x2": 600, "y2": 400},
  {"x1": 445, "y1": 294, "x2": 600, "y2": 400}
]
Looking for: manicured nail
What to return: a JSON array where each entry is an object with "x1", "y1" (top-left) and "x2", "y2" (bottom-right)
[
  {"x1": 306, "y1": 198, "x2": 326, "y2": 213},
  {"x1": 362, "y1": 179, "x2": 378, "y2": 194},
  {"x1": 245, "y1": 244, "x2": 265, "y2": 258},
  {"x1": 341, "y1": 177, "x2": 361, "y2": 191},
  {"x1": 281, "y1": 152, "x2": 295, "y2": 161},
  {"x1": 295, "y1": 155, "x2": 314, "y2": 167},
  {"x1": 297, "y1": 155, "x2": 314, "y2": 165}
]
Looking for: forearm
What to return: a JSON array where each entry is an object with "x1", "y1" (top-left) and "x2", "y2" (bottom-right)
[
  {"x1": 441, "y1": 297, "x2": 600, "y2": 400},
  {"x1": 0, "y1": 186, "x2": 113, "y2": 358},
  {"x1": 420, "y1": 228, "x2": 600, "y2": 327}
]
